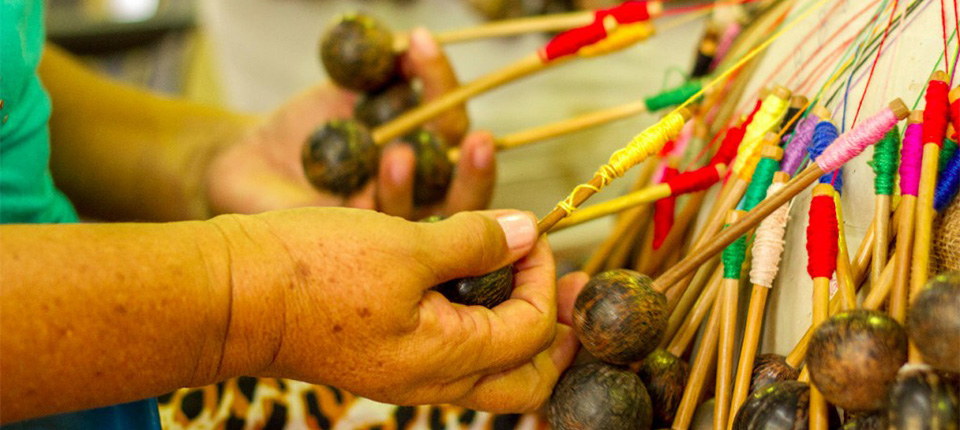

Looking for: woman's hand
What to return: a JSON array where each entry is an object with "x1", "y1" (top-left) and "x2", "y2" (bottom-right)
[
  {"x1": 206, "y1": 28, "x2": 493, "y2": 219},
  {"x1": 213, "y1": 208, "x2": 583, "y2": 412}
]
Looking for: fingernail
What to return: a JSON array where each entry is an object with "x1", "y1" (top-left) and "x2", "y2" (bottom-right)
[
  {"x1": 496, "y1": 212, "x2": 537, "y2": 251},
  {"x1": 410, "y1": 27, "x2": 439, "y2": 59},
  {"x1": 471, "y1": 139, "x2": 493, "y2": 170},
  {"x1": 390, "y1": 152, "x2": 411, "y2": 184}
]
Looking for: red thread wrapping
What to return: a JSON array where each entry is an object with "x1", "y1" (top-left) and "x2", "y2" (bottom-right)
[
  {"x1": 666, "y1": 165, "x2": 722, "y2": 195},
  {"x1": 805, "y1": 195, "x2": 839, "y2": 279},
  {"x1": 652, "y1": 166, "x2": 679, "y2": 250},
  {"x1": 539, "y1": 1, "x2": 650, "y2": 61},
  {"x1": 951, "y1": 98, "x2": 960, "y2": 141},
  {"x1": 707, "y1": 99, "x2": 762, "y2": 166},
  {"x1": 659, "y1": 140, "x2": 677, "y2": 157},
  {"x1": 923, "y1": 79, "x2": 950, "y2": 147}
]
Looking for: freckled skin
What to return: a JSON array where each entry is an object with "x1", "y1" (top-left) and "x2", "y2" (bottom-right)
[
  {"x1": 806, "y1": 310, "x2": 907, "y2": 411},
  {"x1": 548, "y1": 362, "x2": 653, "y2": 430},
  {"x1": 354, "y1": 80, "x2": 420, "y2": 128},
  {"x1": 732, "y1": 381, "x2": 839, "y2": 430},
  {"x1": 637, "y1": 348, "x2": 689, "y2": 427},
  {"x1": 320, "y1": 14, "x2": 397, "y2": 92},
  {"x1": 750, "y1": 354, "x2": 800, "y2": 394},
  {"x1": 302, "y1": 120, "x2": 379, "y2": 196},
  {"x1": 402, "y1": 130, "x2": 453, "y2": 206},
  {"x1": 886, "y1": 365, "x2": 960, "y2": 430},
  {"x1": 573, "y1": 270, "x2": 667, "y2": 365},
  {"x1": 908, "y1": 272, "x2": 960, "y2": 373}
]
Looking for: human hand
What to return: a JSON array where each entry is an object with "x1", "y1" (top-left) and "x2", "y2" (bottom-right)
[
  {"x1": 205, "y1": 28, "x2": 493, "y2": 219},
  {"x1": 212, "y1": 208, "x2": 585, "y2": 412}
]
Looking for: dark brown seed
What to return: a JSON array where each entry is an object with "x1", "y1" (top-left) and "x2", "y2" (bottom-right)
[
  {"x1": 637, "y1": 348, "x2": 689, "y2": 428},
  {"x1": 885, "y1": 364, "x2": 959, "y2": 430},
  {"x1": 573, "y1": 269, "x2": 668, "y2": 365},
  {"x1": 402, "y1": 130, "x2": 453, "y2": 206},
  {"x1": 751, "y1": 354, "x2": 800, "y2": 394},
  {"x1": 548, "y1": 362, "x2": 653, "y2": 430},
  {"x1": 806, "y1": 309, "x2": 908, "y2": 411},
  {"x1": 732, "y1": 381, "x2": 839, "y2": 430},
  {"x1": 908, "y1": 272, "x2": 960, "y2": 373},
  {"x1": 320, "y1": 14, "x2": 397, "y2": 92},
  {"x1": 354, "y1": 80, "x2": 420, "y2": 128},
  {"x1": 691, "y1": 398, "x2": 715, "y2": 430},
  {"x1": 302, "y1": 120, "x2": 379, "y2": 196},
  {"x1": 433, "y1": 265, "x2": 513, "y2": 308},
  {"x1": 841, "y1": 410, "x2": 884, "y2": 430}
]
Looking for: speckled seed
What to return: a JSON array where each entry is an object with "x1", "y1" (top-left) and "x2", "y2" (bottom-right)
[
  {"x1": 548, "y1": 362, "x2": 653, "y2": 430},
  {"x1": 573, "y1": 269, "x2": 668, "y2": 365},
  {"x1": 841, "y1": 410, "x2": 884, "y2": 430},
  {"x1": 908, "y1": 272, "x2": 960, "y2": 373},
  {"x1": 320, "y1": 14, "x2": 397, "y2": 92},
  {"x1": 732, "y1": 381, "x2": 839, "y2": 430},
  {"x1": 302, "y1": 120, "x2": 379, "y2": 196},
  {"x1": 806, "y1": 309, "x2": 908, "y2": 411},
  {"x1": 750, "y1": 353, "x2": 800, "y2": 394},
  {"x1": 354, "y1": 79, "x2": 420, "y2": 127},
  {"x1": 886, "y1": 364, "x2": 959, "y2": 430},
  {"x1": 433, "y1": 265, "x2": 513, "y2": 308},
  {"x1": 402, "y1": 130, "x2": 453, "y2": 206},
  {"x1": 637, "y1": 348, "x2": 689, "y2": 428}
]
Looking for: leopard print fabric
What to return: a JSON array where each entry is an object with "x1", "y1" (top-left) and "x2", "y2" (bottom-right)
[{"x1": 158, "y1": 377, "x2": 548, "y2": 430}]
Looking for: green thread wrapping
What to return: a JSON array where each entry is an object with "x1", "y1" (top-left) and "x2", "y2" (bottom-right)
[
  {"x1": 940, "y1": 138, "x2": 958, "y2": 174},
  {"x1": 644, "y1": 81, "x2": 703, "y2": 112},
  {"x1": 870, "y1": 125, "x2": 900, "y2": 196},
  {"x1": 722, "y1": 229, "x2": 748, "y2": 279},
  {"x1": 742, "y1": 157, "x2": 780, "y2": 210}
]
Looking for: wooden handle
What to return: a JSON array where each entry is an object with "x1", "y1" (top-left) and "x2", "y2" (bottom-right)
[
  {"x1": 497, "y1": 99, "x2": 650, "y2": 150},
  {"x1": 672, "y1": 303, "x2": 723, "y2": 430},
  {"x1": 549, "y1": 184, "x2": 670, "y2": 232},
  {"x1": 654, "y1": 164, "x2": 824, "y2": 291},
  {"x1": 872, "y1": 195, "x2": 892, "y2": 286},
  {"x1": 728, "y1": 286, "x2": 770, "y2": 430},
  {"x1": 889, "y1": 195, "x2": 918, "y2": 322}
]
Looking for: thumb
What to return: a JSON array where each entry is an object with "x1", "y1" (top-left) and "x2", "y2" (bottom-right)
[{"x1": 417, "y1": 210, "x2": 538, "y2": 284}]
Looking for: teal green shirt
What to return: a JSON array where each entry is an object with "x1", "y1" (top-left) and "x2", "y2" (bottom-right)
[{"x1": 1, "y1": 2, "x2": 160, "y2": 428}]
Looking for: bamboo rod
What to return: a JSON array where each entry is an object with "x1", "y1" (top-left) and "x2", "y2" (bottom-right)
[
  {"x1": 666, "y1": 266, "x2": 722, "y2": 355},
  {"x1": 808, "y1": 184, "x2": 834, "y2": 430},
  {"x1": 872, "y1": 195, "x2": 891, "y2": 286},
  {"x1": 889, "y1": 110, "x2": 925, "y2": 322},
  {"x1": 834, "y1": 195, "x2": 858, "y2": 311},
  {"x1": 639, "y1": 192, "x2": 707, "y2": 274},
  {"x1": 672, "y1": 302, "x2": 722, "y2": 430},
  {"x1": 715, "y1": 210, "x2": 746, "y2": 430}
]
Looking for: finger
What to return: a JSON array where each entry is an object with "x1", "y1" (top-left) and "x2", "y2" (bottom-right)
[
  {"x1": 556, "y1": 271, "x2": 589, "y2": 326},
  {"x1": 443, "y1": 132, "x2": 496, "y2": 214},
  {"x1": 415, "y1": 210, "x2": 538, "y2": 284},
  {"x1": 454, "y1": 324, "x2": 580, "y2": 414},
  {"x1": 376, "y1": 143, "x2": 416, "y2": 218},
  {"x1": 402, "y1": 27, "x2": 468, "y2": 144}
]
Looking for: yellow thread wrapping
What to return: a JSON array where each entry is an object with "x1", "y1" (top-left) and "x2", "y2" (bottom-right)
[
  {"x1": 733, "y1": 92, "x2": 790, "y2": 180},
  {"x1": 579, "y1": 22, "x2": 655, "y2": 57},
  {"x1": 554, "y1": 111, "x2": 687, "y2": 215}
]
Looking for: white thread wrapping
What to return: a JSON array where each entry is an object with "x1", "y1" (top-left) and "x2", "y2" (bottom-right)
[{"x1": 749, "y1": 181, "x2": 790, "y2": 287}]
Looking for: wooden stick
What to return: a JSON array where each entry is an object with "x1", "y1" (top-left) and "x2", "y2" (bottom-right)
[
  {"x1": 833, "y1": 194, "x2": 858, "y2": 311},
  {"x1": 638, "y1": 192, "x2": 707, "y2": 274},
  {"x1": 715, "y1": 212, "x2": 744, "y2": 430},
  {"x1": 809, "y1": 184, "x2": 834, "y2": 430},
  {"x1": 672, "y1": 301, "x2": 723, "y2": 430},
  {"x1": 604, "y1": 210, "x2": 650, "y2": 271},
  {"x1": 872, "y1": 194, "x2": 892, "y2": 286},
  {"x1": 391, "y1": 1, "x2": 665, "y2": 51},
  {"x1": 889, "y1": 110, "x2": 925, "y2": 323},
  {"x1": 665, "y1": 266, "x2": 722, "y2": 354},
  {"x1": 549, "y1": 164, "x2": 727, "y2": 232},
  {"x1": 537, "y1": 108, "x2": 693, "y2": 233}
]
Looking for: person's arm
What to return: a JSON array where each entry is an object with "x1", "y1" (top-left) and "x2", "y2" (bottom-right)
[
  {"x1": 40, "y1": 44, "x2": 256, "y2": 221},
  {"x1": 0, "y1": 209, "x2": 582, "y2": 424}
]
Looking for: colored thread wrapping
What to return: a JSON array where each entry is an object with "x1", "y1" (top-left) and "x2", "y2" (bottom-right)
[
  {"x1": 951, "y1": 99, "x2": 960, "y2": 140},
  {"x1": 555, "y1": 111, "x2": 686, "y2": 215},
  {"x1": 816, "y1": 107, "x2": 899, "y2": 173},
  {"x1": 781, "y1": 106, "x2": 803, "y2": 136},
  {"x1": 734, "y1": 92, "x2": 790, "y2": 180},
  {"x1": 934, "y1": 148, "x2": 960, "y2": 211},
  {"x1": 749, "y1": 182, "x2": 789, "y2": 288},
  {"x1": 742, "y1": 157, "x2": 780, "y2": 210},
  {"x1": 540, "y1": 1, "x2": 651, "y2": 61},
  {"x1": 595, "y1": 1, "x2": 651, "y2": 24},
  {"x1": 870, "y1": 126, "x2": 901, "y2": 196},
  {"x1": 821, "y1": 168, "x2": 843, "y2": 193},
  {"x1": 707, "y1": 99, "x2": 762, "y2": 167},
  {"x1": 806, "y1": 194, "x2": 839, "y2": 279},
  {"x1": 900, "y1": 122, "x2": 924, "y2": 196},
  {"x1": 579, "y1": 22, "x2": 655, "y2": 57},
  {"x1": 923, "y1": 79, "x2": 950, "y2": 147},
  {"x1": 666, "y1": 164, "x2": 723, "y2": 195},
  {"x1": 653, "y1": 166, "x2": 679, "y2": 249},
  {"x1": 644, "y1": 81, "x2": 703, "y2": 112},
  {"x1": 808, "y1": 120, "x2": 840, "y2": 190},
  {"x1": 781, "y1": 115, "x2": 821, "y2": 174},
  {"x1": 712, "y1": 22, "x2": 741, "y2": 69},
  {"x1": 939, "y1": 138, "x2": 957, "y2": 172},
  {"x1": 721, "y1": 224, "x2": 748, "y2": 279}
]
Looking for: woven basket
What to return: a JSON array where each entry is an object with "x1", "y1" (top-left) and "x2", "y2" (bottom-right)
[{"x1": 932, "y1": 196, "x2": 960, "y2": 274}]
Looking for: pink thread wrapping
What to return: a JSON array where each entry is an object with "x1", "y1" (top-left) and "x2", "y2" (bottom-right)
[
  {"x1": 923, "y1": 80, "x2": 950, "y2": 147},
  {"x1": 815, "y1": 107, "x2": 898, "y2": 173},
  {"x1": 900, "y1": 122, "x2": 924, "y2": 196},
  {"x1": 712, "y1": 22, "x2": 741, "y2": 69},
  {"x1": 749, "y1": 182, "x2": 789, "y2": 287},
  {"x1": 806, "y1": 195, "x2": 839, "y2": 279}
]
